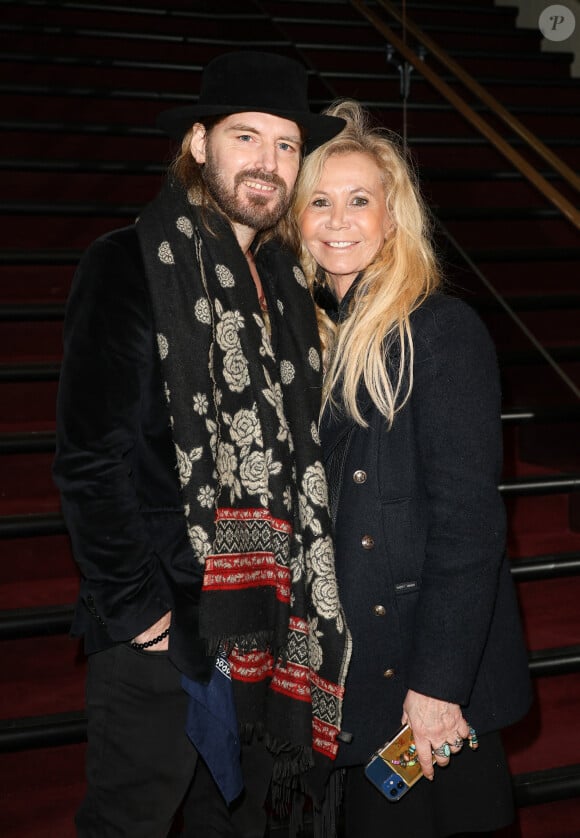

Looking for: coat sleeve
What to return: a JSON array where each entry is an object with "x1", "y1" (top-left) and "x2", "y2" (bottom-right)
[
  {"x1": 53, "y1": 232, "x2": 173, "y2": 641},
  {"x1": 406, "y1": 297, "x2": 507, "y2": 706}
]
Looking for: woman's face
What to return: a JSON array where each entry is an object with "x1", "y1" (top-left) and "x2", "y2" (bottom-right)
[{"x1": 300, "y1": 151, "x2": 390, "y2": 300}]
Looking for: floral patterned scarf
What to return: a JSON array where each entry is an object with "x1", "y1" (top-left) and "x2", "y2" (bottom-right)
[{"x1": 137, "y1": 178, "x2": 351, "y2": 803}]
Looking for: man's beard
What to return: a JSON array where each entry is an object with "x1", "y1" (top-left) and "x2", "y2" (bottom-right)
[{"x1": 202, "y1": 152, "x2": 291, "y2": 232}]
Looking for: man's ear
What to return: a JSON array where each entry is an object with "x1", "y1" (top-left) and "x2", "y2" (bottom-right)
[{"x1": 190, "y1": 123, "x2": 207, "y2": 164}]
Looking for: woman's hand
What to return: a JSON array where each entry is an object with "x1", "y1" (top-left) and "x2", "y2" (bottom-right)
[
  {"x1": 131, "y1": 611, "x2": 172, "y2": 651},
  {"x1": 401, "y1": 689, "x2": 470, "y2": 779}
]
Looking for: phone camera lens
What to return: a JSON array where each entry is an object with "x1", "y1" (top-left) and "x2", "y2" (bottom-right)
[
  {"x1": 397, "y1": 781, "x2": 405, "y2": 789},
  {"x1": 389, "y1": 789, "x2": 398, "y2": 797}
]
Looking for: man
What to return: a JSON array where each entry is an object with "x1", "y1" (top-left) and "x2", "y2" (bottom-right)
[{"x1": 53, "y1": 51, "x2": 351, "y2": 837}]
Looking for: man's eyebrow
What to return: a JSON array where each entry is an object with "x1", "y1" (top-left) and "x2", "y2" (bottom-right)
[{"x1": 226, "y1": 123, "x2": 302, "y2": 144}]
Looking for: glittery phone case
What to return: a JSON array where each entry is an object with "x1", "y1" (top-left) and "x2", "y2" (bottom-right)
[{"x1": 364, "y1": 724, "x2": 426, "y2": 802}]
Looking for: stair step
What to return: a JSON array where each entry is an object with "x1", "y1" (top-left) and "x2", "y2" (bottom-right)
[
  {"x1": 0, "y1": 605, "x2": 75, "y2": 640},
  {"x1": 0, "y1": 530, "x2": 75, "y2": 590},
  {"x1": 499, "y1": 474, "x2": 580, "y2": 496},
  {"x1": 298, "y1": 43, "x2": 573, "y2": 79},
  {"x1": 480, "y1": 308, "x2": 580, "y2": 351},
  {"x1": 519, "y1": 569, "x2": 580, "y2": 652},
  {"x1": 0, "y1": 362, "x2": 60, "y2": 381},
  {"x1": 0, "y1": 740, "x2": 86, "y2": 838},
  {"x1": 0, "y1": 322, "x2": 63, "y2": 364},
  {"x1": 0, "y1": 381, "x2": 59, "y2": 431},
  {"x1": 0, "y1": 126, "x2": 170, "y2": 165},
  {"x1": 0, "y1": 450, "x2": 60, "y2": 514},
  {"x1": 0, "y1": 709, "x2": 87, "y2": 751},
  {"x1": 0, "y1": 513, "x2": 65, "y2": 537},
  {"x1": 0, "y1": 304, "x2": 66, "y2": 321},
  {"x1": 3, "y1": 170, "x2": 162, "y2": 205},
  {"x1": 510, "y1": 551, "x2": 580, "y2": 581},
  {"x1": 0, "y1": 636, "x2": 86, "y2": 721},
  {"x1": 0, "y1": 431, "x2": 56, "y2": 452}
]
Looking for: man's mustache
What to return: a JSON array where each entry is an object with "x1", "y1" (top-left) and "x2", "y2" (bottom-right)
[{"x1": 234, "y1": 169, "x2": 287, "y2": 190}]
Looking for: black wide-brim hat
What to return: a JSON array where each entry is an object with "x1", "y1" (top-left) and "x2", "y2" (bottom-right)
[{"x1": 157, "y1": 51, "x2": 345, "y2": 152}]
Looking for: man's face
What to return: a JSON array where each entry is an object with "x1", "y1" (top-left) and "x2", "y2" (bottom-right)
[{"x1": 190, "y1": 112, "x2": 302, "y2": 233}]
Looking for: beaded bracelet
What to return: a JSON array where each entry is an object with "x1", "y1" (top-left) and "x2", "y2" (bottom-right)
[{"x1": 130, "y1": 627, "x2": 170, "y2": 650}]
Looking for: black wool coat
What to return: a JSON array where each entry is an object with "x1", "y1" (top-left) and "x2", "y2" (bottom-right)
[{"x1": 321, "y1": 291, "x2": 532, "y2": 767}]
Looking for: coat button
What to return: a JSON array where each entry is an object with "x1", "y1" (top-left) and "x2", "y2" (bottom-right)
[
  {"x1": 373, "y1": 605, "x2": 386, "y2": 617},
  {"x1": 383, "y1": 668, "x2": 395, "y2": 678},
  {"x1": 361, "y1": 534, "x2": 375, "y2": 550},
  {"x1": 353, "y1": 469, "x2": 367, "y2": 484}
]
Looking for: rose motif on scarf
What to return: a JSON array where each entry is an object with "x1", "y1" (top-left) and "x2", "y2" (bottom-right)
[
  {"x1": 195, "y1": 298, "x2": 211, "y2": 324},
  {"x1": 308, "y1": 616, "x2": 324, "y2": 670},
  {"x1": 216, "y1": 441, "x2": 241, "y2": 502},
  {"x1": 310, "y1": 422, "x2": 320, "y2": 445},
  {"x1": 280, "y1": 360, "x2": 295, "y2": 385},
  {"x1": 302, "y1": 462, "x2": 329, "y2": 509},
  {"x1": 293, "y1": 265, "x2": 308, "y2": 289},
  {"x1": 308, "y1": 347, "x2": 320, "y2": 372},
  {"x1": 215, "y1": 264, "x2": 235, "y2": 287},
  {"x1": 223, "y1": 347, "x2": 250, "y2": 393},
  {"x1": 215, "y1": 303, "x2": 250, "y2": 393},
  {"x1": 253, "y1": 313, "x2": 275, "y2": 360},
  {"x1": 298, "y1": 493, "x2": 322, "y2": 536},
  {"x1": 205, "y1": 418, "x2": 218, "y2": 458},
  {"x1": 262, "y1": 367, "x2": 292, "y2": 446},
  {"x1": 226, "y1": 406, "x2": 263, "y2": 457},
  {"x1": 187, "y1": 523, "x2": 212, "y2": 563},
  {"x1": 197, "y1": 484, "x2": 215, "y2": 509},
  {"x1": 175, "y1": 442, "x2": 203, "y2": 488},
  {"x1": 215, "y1": 303, "x2": 244, "y2": 350},
  {"x1": 176, "y1": 216, "x2": 193, "y2": 238},
  {"x1": 239, "y1": 449, "x2": 282, "y2": 506},
  {"x1": 239, "y1": 451, "x2": 267, "y2": 501},
  {"x1": 157, "y1": 333, "x2": 169, "y2": 360},
  {"x1": 158, "y1": 241, "x2": 174, "y2": 264},
  {"x1": 310, "y1": 536, "x2": 340, "y2": 620}
]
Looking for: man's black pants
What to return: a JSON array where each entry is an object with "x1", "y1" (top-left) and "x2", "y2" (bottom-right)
[{"x1": 77, "y1": 643, "x2": 272, "y2": 838}]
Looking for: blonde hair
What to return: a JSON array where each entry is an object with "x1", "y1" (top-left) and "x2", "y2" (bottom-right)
[{"x1": 288, "y1": 100, "x2": 441, "y2": 426}]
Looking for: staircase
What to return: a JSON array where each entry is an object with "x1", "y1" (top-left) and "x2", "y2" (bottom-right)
[{"x1": 1, "y1": 1, "x2": 579, "y2": 835}]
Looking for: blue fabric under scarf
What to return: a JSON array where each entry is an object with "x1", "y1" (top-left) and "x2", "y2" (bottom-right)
[{"x1": 182, "y1": 654, "x2": 244, "y2": 805}]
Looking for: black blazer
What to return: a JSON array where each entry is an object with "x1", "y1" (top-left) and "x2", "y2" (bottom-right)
[
  {"x1": 321, "y1": 293, "x2": 532, "y2": 766},
  {"x1": 53, "y1": 226, "x2": 211, "y2": 679}
]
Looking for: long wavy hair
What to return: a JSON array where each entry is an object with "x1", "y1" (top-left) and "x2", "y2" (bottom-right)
[
  {"x1": 168, "y1": 117, "x2": 230, "y2": 235},
  {"x1": 286, "y1": 100, "x2": 441, "y2": 427}
]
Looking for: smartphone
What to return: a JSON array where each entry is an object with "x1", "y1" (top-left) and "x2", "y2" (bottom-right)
[{"x1": 365, "y1": 724, "x2": 429, "y2": 802}]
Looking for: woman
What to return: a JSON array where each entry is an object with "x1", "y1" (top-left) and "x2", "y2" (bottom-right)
[{"x1": 289, "y1": 101, "x2": 532, "y2": 836}]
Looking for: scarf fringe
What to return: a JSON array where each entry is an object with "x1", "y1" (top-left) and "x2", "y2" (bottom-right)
[
  {"x1": 239, "y1": 720, "x2": 266, "y2": 744},
  {"x1": 268, "y1": 733, "x2": 314, "y2": 817},
  {"x1": 312, "y1": 769, "x2": 344, "y2": 838},
  {"x1": 270, "y1": 758, "x2": 343, "y2": 838}
]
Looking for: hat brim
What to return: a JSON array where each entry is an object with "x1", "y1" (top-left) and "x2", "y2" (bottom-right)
[{"x1": 157, "y1": 104, "x2": 345, "y2": 152}]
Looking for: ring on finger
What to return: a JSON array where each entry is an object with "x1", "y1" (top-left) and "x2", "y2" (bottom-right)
[
  {"x1": 432, "y1": 743, "x2": 451, "y2": 758},
  {"x1": 452, "y1": 737, "x2": 464, "y2": 749}
]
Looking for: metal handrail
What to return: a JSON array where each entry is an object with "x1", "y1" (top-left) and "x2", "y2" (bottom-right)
[{"x1": 350, "y1": 0, "x2": 580, "y2": 229}]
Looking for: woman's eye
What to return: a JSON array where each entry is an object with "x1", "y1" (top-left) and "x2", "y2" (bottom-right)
[
  {"x1": 311, "y1": 198, "x2": 329, "y2": 208},
  {"x1": 352, "y1": 196, "x2": 369, "y2": 206}
]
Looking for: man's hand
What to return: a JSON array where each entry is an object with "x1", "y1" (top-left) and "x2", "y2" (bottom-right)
[
  {"x1": 131, "y1": 611, "x2": 172, "y2": 651},
  {"x1": 401, "y1": 689, "x2": 470, "y2": 779}
]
